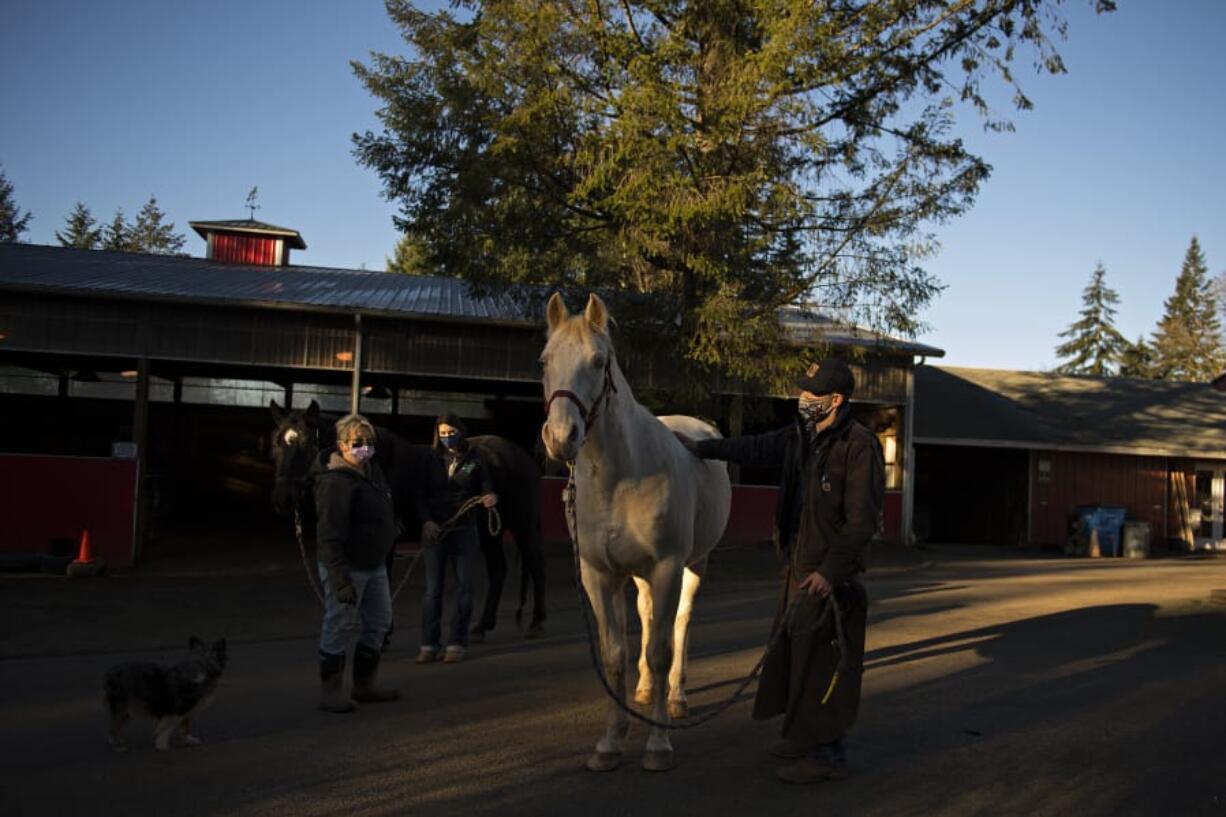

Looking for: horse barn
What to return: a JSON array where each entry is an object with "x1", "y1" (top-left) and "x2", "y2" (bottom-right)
[
  {"x1": 912, "y1": 365, "x2": 1226, "y2": 553},
  {"x1": 0, "y1": 221, "x2": 940, "y2": 569}
]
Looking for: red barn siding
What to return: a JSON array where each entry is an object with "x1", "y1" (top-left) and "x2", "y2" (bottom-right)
[
  {"x1": 0, "y1": 454, "x2": 138, "y2": 567},
  {"x1": 1029, "y1": 450, "x2": 1167, "y2": 547},
  {"x1": 212, "y1": 233, "x2": 279, "y2": 265}
]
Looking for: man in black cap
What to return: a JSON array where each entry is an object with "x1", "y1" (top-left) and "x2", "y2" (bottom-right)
[{"x1": 677, "y1": 358, "x2": 884, "y2": 783}]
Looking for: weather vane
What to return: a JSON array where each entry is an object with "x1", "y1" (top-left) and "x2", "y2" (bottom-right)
[{"x1": 245, "y1": 186, "x2": 260, "y2": 220}]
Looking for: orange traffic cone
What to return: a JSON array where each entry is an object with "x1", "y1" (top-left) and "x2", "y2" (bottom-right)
[
  {"x1": 73, "y1": 529, "x2": 93, "y2": 563},
  {"x1": 67, "y1": 528, "x2": 104, "y2": 578}
]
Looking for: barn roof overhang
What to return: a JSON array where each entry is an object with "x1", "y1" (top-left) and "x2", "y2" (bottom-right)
[
  {"x1": 914, "y1": 365, "x2": 1226, "y2": 461},
  {"x1": 189, "y1": 220, "x2": 308, "y2": 249}
]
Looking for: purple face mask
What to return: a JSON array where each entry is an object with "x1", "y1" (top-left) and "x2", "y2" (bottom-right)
[{"x1": 349, "y1": 445, "x2": 375, "y2": 464}]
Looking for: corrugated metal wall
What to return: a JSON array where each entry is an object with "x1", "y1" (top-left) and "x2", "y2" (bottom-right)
[{"x1": 1029, "y1": 450, "x2": 1167, "y2": 546}]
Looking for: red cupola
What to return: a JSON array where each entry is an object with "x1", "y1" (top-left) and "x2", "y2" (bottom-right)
[{"x1": 189, "y1": 219, "x2": 307, "y2": 266}]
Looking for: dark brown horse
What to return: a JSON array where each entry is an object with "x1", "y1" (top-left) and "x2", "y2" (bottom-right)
[{"x1": 269, "y1": 400, "x2": 546, "y2": 636}]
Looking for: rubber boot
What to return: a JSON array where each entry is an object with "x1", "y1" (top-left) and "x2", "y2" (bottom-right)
[
  {"x1": 318, "y1": 651, "x2": 356, "y2": 714},
  {"x1": 352, "y1": 643, "x2": 399, "y2": 703}
]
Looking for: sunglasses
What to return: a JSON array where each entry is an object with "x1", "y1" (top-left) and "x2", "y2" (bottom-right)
[{"x1": 347, "y1": 437, "x2": 375, "y2": 448}]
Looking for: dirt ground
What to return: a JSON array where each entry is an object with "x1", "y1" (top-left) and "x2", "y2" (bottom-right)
[{"x1": 2, "y1": 541, "x2": 1225, "y2": 817}]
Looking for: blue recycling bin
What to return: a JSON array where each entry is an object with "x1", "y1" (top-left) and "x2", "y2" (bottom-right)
[{"x1": 1075, "y1": 505, "x2": 1127, "y2": 557}]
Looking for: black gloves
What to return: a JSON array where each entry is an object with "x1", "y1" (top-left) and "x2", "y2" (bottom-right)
[{"x1": 674, "y1": 432, "x2": 700, "y2": 457}]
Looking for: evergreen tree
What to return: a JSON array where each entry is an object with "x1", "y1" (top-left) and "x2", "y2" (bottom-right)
[
  {"x1": 0, "y1": 166, "x2": 33, "y2": 243},
  {"x1": 1118, "y1": 335, "x2": 1155, "y2": 379},
  {"x1": 129, "y1": 195, "x2": 186, "y2": 255},
  {"x1": 55, "y1": 202, "x2": 103, "y2": 249},
  {"x1": 1151, "y1": 236, "x2": 1225, "y2": 382},
  {"x1": 353, "y1": 0, "x2": 1116, "y2": 391},
  {"x1": 102, "y1": 209, "x2": 132, "y2": 251},
  {"x1": 1054, "y1": 263, "x2": 1127, "y2": 376},
  {"x1": 386, "y1": 233, "x2": 432, "y2": 275}
]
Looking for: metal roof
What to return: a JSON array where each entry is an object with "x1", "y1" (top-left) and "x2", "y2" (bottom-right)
[
  {"x1": 0, "y1": 243, "x2": 534, "y2": 325},
  {"x1": 915, "y1": 365, "x2": 1226, "y2": 458},
  {"x1": 0, "y1": 243, "x2": 943, "y2": 356},
  {"x1": 189, "y1": 219, "x2": 307, "y2": 249}
]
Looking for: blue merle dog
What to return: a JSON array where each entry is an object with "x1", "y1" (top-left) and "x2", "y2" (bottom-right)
[{"x1": 104, "y1": 636, "x2": 227, "y2": 751}]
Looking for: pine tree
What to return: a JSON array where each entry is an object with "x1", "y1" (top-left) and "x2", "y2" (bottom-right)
[
  {"x1": 353, "y1": 0, "x2": 1117, "y2": 392},
  {"x1": 55, "y1": 202, "x2": 103, "y2": 249},
  {"x1": 0, "y1": 166, "x2": 33, "y2": 243},
  {"x1": 386, "y1": 233, "x2": 432, "y2": 275},
  {"x1": 1151, "y1": 236, "x2": 1225, "y2": 382},
  {"x1": 102, "y1": 209, "x2": 132, "y2": 251},
  {"x1": 1118, "y1": 335, "x2": 1155, "y2": 379},
  {"x1": 1054, "y1": 263, "x2": 1127, "y2": 376},
  {"x1": 129, "y1": 195, "x2": 186, "y2": 255}
]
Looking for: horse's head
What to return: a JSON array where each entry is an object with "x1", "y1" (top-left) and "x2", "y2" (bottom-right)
[
  {"x1": 540, "y1": 292, "x2": 617, "y2": 462},
  {"x1": 269, "y1": 398, "x2": 321, "y2": 516}
]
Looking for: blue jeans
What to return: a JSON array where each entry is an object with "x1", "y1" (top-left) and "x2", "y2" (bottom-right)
[
  {"x1": 318, "y1": 563, "x2": 392, "y2": 655},
  {"x1": 421, "y1": 525, "x2": 478, "y2": 650}
]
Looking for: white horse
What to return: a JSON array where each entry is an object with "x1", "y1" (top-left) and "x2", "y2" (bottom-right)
[{"x1": 540, "y1": 292, "x2": 731, "y2": 772}]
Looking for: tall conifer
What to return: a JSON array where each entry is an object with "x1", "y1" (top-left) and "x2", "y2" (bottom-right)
[
  {"x1": 1151, "y1": 236, "x2": 1224, "y2": 381},
  {"x1": 1054, "y1": 263, "x2": 1127, "y2": 376},
  {"x1": 56, "y1": 202, "x2": 102, "y2": 249}
]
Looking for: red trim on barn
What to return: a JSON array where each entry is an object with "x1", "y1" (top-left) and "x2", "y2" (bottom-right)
[
  {"x1": 210, "y1": 233, "x2": 280, "y2": 266},
  {"x1": 0, "y1": 454, "x2": 138, "y2": 567}
]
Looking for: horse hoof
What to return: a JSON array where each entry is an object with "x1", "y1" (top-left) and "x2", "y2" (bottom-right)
[
  {"x1": 642, "y1": 750, "x2": 674, "y2": 772},
  {"x1": 586, "y1": 751, "x2": 622, "y2": 772},
  {"x1": 633, "y1": 689, "x2": 652, "y2": 706},
  {"x1": 667, "y1": 700, "x2": 688, "y2": 719}
]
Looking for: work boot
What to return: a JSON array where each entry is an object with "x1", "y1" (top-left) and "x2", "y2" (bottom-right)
[
  {"x1": 318, "y1": 651, "x2": 356, "y2": 714},
  {"x1": 415, "y1": 646, "x2": 439, "y2": 664},
  {"x1": 443, "y1": 644, "x2": 466, "y2": 664},
  {"x1": 351, "y1": 643, "x2": 399, "y2": 703},
  {"x1": 776, "y1": 742, "x2": 848, "y2": 784}
]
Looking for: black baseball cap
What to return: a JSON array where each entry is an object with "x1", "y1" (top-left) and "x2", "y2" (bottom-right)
[{"x1": 796, "y1": 358, "x2": 854, "y2": 397}]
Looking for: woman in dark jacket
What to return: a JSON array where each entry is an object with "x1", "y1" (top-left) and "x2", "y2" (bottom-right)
[
  {"x1": 313, "y1": 413, "x2": 400, "y2": 712},
  {"x1": 415, "y1": 413, "x2": 497, "y2": 664}
]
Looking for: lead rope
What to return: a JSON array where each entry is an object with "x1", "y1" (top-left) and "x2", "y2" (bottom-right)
[
  {"x1": 294, "y1": 496, "x2": 501, "y2": 607},
  {"x1": 564, "y1": 463, "x2": 841, "y2": 730}
]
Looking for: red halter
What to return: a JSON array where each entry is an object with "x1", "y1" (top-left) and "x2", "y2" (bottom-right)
[{"x1": 545, "y1": 359, "x2": 618, "y2": 433}]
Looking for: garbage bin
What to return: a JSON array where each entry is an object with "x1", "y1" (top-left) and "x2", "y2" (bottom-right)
[
  {"x1": 1123, "y1": 521, "x2": 1151, "y2": 559},
  {"x1": 1094, "y1": 506, "x2": 1127, "y2": 557},
  {"x1": 1073, "y1": 505, "x2": 1127, "y2": 557}
]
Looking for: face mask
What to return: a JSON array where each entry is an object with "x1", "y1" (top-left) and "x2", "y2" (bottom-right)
[
  {"x1": 349, "y1": 445, "x2": 375, "y2": 464},
  {"x1": 798, "y1": 395, "x2": 836, "y2": 425},
  {"x1": 439, "y1": 434, "x2": 460, "y2": 450}
]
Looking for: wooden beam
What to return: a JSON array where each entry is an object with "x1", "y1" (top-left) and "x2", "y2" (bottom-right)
[{"x1": 132, "y1": 357, "x2": 151, "y2": 564}]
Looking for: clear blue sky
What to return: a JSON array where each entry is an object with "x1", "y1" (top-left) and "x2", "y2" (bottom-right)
[{"x1": 2, "y1": 1, "x2": 1223, "y2": 371}]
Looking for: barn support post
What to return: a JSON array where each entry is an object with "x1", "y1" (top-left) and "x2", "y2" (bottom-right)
[
  {"x1": 132, "y1": 356, "x2": 151, "y2": 563},
  {"x1": 727, "y1": 393, "x2": 743, "y2": 485},
  {"x1": 349, "y1": 313, "x2": 364, "y2": 415},
  {"x1": 283, "y1": 381, "x2": 294, "y2": 409},
  {"x1": 901, "y1": 365, "x2": 916, "y2": 547}
]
